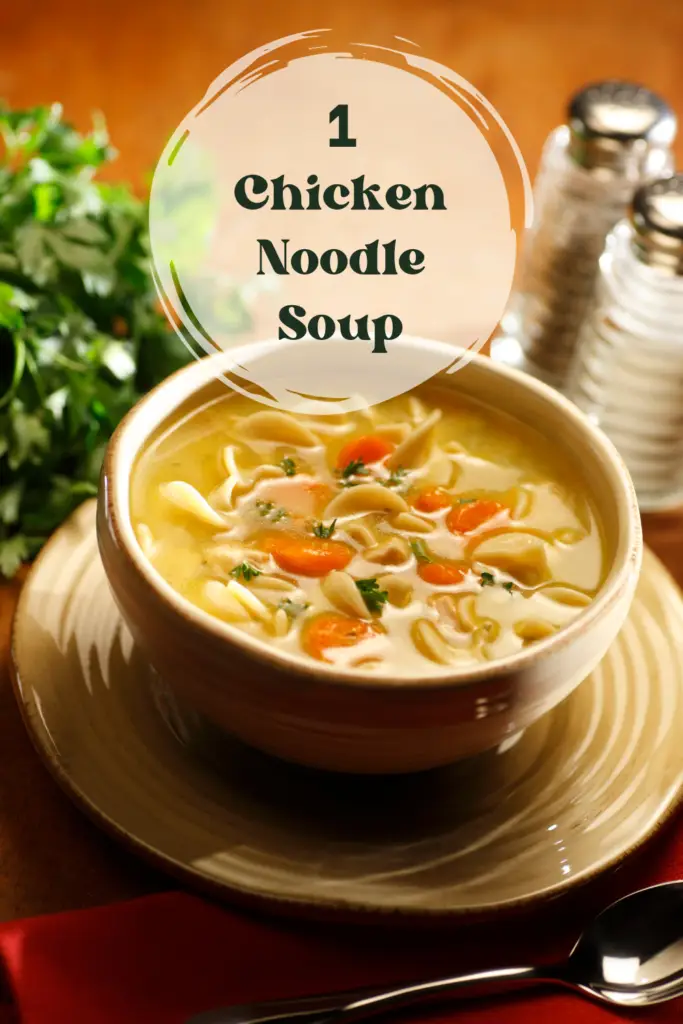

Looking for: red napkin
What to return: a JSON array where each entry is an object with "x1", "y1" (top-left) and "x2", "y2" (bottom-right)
[{"x1": 0, "y1": 817, "x2": 681, "y2": 1024}]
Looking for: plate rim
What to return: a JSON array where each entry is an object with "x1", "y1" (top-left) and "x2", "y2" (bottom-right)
[{"x1": 9, "y1": 500, "x2": 683, "y2": 922}]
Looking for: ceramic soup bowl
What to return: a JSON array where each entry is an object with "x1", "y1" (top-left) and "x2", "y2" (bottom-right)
[{"x1": 97, "y1": 339, "x2": 642, "y2": 774}]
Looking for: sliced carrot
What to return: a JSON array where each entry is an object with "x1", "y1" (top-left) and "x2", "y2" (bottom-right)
[
  {"x1": 418, "y1": 561, "x2": 467, "y2": 586},
  {"x1": 302, "y1": 613, "x2": 379, "y2": 662},
  {"x1": 261, "y1": 532, "x2": 353, "y2": 577},
  {"x1": 336, "y1": 434, "x2": 395, "y2": 470},
  {"x1": 446, "y1": 499, "x2": 506, "y2": 535},
  {"x1": 413, "y1": 487, "x2": 452, "y2": 513}
]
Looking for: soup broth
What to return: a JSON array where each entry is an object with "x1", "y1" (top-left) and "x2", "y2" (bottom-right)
[{"x1": 130, "y1": 388, "x2": 605, "y2": 677}]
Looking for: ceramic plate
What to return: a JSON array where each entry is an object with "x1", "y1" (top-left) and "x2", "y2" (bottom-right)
[{"x1": 11, "y1": 501, "x2": 683, "y2": 918}]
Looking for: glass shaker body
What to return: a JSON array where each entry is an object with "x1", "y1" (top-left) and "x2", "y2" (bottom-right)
[
  {"x1": 569, "y1": 184, "x2": 683, "y2": 510},
  {"x1": 491, "y1": 82, "x2": 675, "y2": 393}
]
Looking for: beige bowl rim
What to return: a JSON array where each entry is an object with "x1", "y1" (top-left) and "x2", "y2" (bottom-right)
[{"x1": 101, "y1": 337, "x2": 643, "y2": 692}]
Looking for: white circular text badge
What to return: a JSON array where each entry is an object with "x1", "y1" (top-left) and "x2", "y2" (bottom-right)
[{"x1": 149, "y1": 31, "x2": 531, "y2": 414}]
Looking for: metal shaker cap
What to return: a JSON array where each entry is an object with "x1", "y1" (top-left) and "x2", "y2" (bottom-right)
[
  {"x1": 567, "y1": 81, "x2": 676, "y2": 176},
  {"x1": 631, "y1": 175, "x2": 683, "y2": 272}
]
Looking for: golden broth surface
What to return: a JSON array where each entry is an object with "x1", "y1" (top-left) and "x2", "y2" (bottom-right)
[{"x1": 130, "y1": 388, "x2": 605, "y2": 677}]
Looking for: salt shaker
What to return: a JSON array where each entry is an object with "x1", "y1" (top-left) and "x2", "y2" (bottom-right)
[
  {"x1": 569, "y1": 175, "x2": 683, "y2": 511},
  {"x1": 490, "y1": 81, "x2": 676, "y2": 391}
]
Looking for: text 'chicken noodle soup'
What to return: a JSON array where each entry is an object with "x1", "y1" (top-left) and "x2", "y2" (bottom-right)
[{"x1": 130, "y1": 388, "x2": 606, "y2": 677}]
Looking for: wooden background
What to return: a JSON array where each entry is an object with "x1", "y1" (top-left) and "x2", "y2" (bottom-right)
[{"x1": 1, "y1": 0, "x2": 683, "y2": 923}]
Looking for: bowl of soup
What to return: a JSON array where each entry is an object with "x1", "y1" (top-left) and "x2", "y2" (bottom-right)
[{"x1": 97, "y1": 338, "x2": 642, "y2": 773}]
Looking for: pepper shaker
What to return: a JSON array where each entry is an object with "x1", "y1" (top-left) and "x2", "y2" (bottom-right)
[
  {"x1": 491, "y1": 81, "x2": 676, "y2": 391},
  {"x1": 569, "y1": 175, "x2": 683, "y2": 510}
]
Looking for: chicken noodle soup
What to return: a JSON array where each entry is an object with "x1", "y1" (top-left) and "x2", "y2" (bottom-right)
[{"x1": 130, "y1": 388, "x2": 605, "y2": 676}]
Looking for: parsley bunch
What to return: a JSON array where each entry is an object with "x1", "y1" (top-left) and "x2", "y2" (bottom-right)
[{"x1": 0, "y1": 103, "x2": 249, "y2": 577}]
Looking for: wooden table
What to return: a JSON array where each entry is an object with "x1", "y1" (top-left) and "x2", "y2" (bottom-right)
[{"x1": 1, "y1": 0, "x2": 683, "y2": 924}]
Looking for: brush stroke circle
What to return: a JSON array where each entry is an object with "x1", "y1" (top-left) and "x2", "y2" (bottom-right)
[{"x1": 149, "y1": 31, "x2": 531, "y2": 415}]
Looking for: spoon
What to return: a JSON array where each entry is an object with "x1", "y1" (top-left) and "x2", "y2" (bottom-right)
[{"x1": 189, "y1": 882, "x2": 683, "y2": 1023}]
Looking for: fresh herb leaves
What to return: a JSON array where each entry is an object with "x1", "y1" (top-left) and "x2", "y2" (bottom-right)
[
  {"x1": 410, "y1": 539, "x2": 432, "y2": 563},
  {"x1": 278, "y1": 597, "x2": 310, "y2": 620},
  {"x1": 279, "y1": 457, "x2": 297, "y2": 477},
  {"x1": 0, "y1": 103, "x2": 250, "y2": 578},
  {"x1": 230, "y1": 562, "x2": 262, "y2": 583},
  {"x1": 312, "y1": 519, "x2": 337, "y2": 539},
  {"x1": 342, "y1": 458, "x2": 367, "y2": 478},
  {"x1": 456, "y1": 497, "x2": 477, "y2": 504},
  {"x1": 339, "y1": 458, "x2": 369, "y2": 486},
  {"x1": 384, "y1": 466, "x2": 408, "y2": 489},
  {"x1": 479, "y1": 571, "x2": 515, "y2": 592},
  {"x1": 255, "y1": 500, "x2": 288, "y2": 522},
  {"x1": 355, "y1": 577, "x2": 389, "y2": 614}
]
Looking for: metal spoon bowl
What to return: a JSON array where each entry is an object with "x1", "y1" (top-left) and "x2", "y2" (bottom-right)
[{"x1": 190, "y1": 881, "x2": 683, "y2": 1022}]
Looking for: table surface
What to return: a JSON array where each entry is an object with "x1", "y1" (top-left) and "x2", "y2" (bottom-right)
[{"x1": 2, "y1": 0, "x2": 683, "y2": 924}]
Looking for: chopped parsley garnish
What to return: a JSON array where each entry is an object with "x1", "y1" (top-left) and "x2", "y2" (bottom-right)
[
  {"x1": 352, "y1": 581, "x2": 385, "y2": 610},
  {"x1": 230, "y1": 562, "x2": 262, "y2": 583},
  {"x1": 355, "y1": 577, "x2": 389, "y2": 614},
  {"x1": 342, "y1": 457, "x2": 367, "y2": 478},
  {"x1": 410, "y1": 539, "x2": 432, "y2": 563},
  {"x1": 278, "y1": 598, "x2": 310, "y2": 619},
  {"x1": 340, "y1": 458, "x2": 369, "y2": 485},
  {"x1": 312, "y1": 519, "x2": 337, "y2": 539},
  {"x1": 479, "y1": 571, "x2": 515, "y2": 592},
  {"x1": 279, "y1": 457, "x2": 297, "y2": 477},
  {"x1": 457, "y1": 497, "x2": 477, "y2": 504},
  {"x1": 384, "y1": 466, "x2": 408, "y2": 489},
  {"x1": 255, "y1": 500, "x2": 288, "y2": 522}
]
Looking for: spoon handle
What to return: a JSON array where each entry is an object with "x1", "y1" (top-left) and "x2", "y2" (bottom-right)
[
  {"x1": 323, "y1": 966, "x2": 544, "y2": 1023},
  {"x1": 188, "y1": 965, "x2": 546, "y2": 1024}
]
